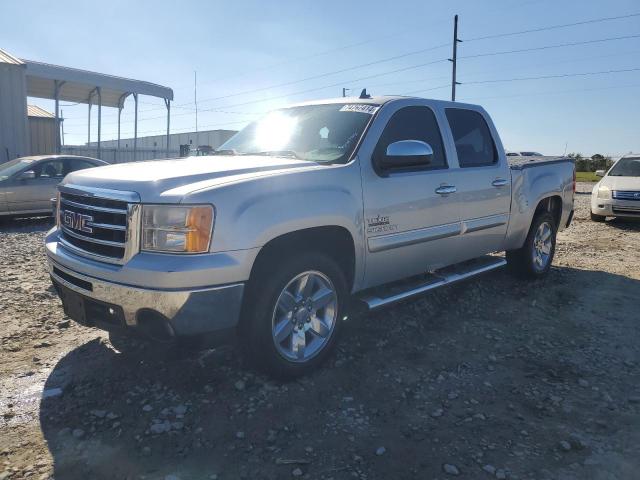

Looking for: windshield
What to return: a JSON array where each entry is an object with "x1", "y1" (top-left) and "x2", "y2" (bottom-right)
[
  {"x1": 216, "y1": 103, "x2": 378, "y2": 163},
  {"x1": 0, "y1": 159, "x2": 32, "y2": 181},
  {"x1": 608, "y1": 157, "x2": 640, "y2": 177}
]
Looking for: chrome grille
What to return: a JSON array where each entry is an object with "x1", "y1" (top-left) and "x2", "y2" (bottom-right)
[
  {"x1": 57, "y1": 186, "x2": 140, "y2": 264},
  {"x1": 613, "y1": 190, "x2": 640, "y2": 201},
  {"x1": 612, "y1": 205, "x2": 640, "y2": 215}
]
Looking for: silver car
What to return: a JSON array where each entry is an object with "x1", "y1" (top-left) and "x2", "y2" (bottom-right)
[{"x1": 0, "y1": 155, "x2": 108, "y2": 217}]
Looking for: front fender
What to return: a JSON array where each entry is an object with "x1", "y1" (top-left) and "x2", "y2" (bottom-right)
[{"x1": 184, "y1": 161, "x2": 366, "y2": 289}]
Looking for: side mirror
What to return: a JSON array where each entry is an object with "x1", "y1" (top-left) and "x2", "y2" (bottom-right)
[
  {"x1": 595, "y1": 170, "x2": 605, "y2": 177},
  {"x1": 18, "y1": 170, "x2": 36, "y2": 181},
  {"x1": 379, "y1": 140, "x2": 433, "y2": 170}
]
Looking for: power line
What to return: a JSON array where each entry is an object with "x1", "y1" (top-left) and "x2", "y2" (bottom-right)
[
  {"x1": 464, "y1": 12, "x2": 640, "y2": 42},
  {"x1": 164, "y1": 43, "x2": 451, "y2": 110},
  {"x1": 461, "y1": 67, "x2": 640, "y2": 86},
  {"x1": 459, "y1": 82, "x2": 640, "y2": 101},
  {"x1": 168, "y1": 0, "x2": 545, "y2": 91},
  {"x1": 459, "y1": 34, "x2": 640, "y2": 60}
]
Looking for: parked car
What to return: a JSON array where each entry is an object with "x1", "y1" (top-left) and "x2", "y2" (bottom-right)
[
  {"x1": 45, "y1": 96, "x2": 575, "y2": 378},
  {"x1": 0, "y1": 155, "x2": 108, "y2": 217},
  {"x1": 591, "y1": 154, "x2": 640, "y2": 222},
  {"x1": 506, "y1": 151, "x2": 543, "y2": 157}
]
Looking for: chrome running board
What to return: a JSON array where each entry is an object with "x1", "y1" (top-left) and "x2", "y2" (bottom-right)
[{"x1": 358, "y1": 255, "x2": 506, "y2": 310}]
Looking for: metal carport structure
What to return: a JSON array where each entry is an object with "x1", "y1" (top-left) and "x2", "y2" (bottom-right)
[{"x1": 23, "y1": 59, "x2": 173, "y2": 160}]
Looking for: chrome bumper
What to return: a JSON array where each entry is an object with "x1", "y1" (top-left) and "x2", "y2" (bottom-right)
[{"x1": 47, "y1": 258, "x2": 245, "y2": 337}]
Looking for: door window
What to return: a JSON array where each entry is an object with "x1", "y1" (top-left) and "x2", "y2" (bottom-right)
[
  {"x1": 445, "y1": 109, "x2": 498, "y2": 167},
  {"x1": 374, "y1": 106, "x2": 447, "y2": 171},
  {"x1": 66, "y1": 159, "x2": 97, "y2": 175},
  {"x1": 33, "y1": 160, "x2": 65, "y2": 179}
]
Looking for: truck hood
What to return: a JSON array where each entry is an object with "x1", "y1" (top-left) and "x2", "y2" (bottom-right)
[
  {"x1": 601, "y1": 175, "x2": 640, "y2": 191},
  {"x1": 62, "y1": 155, "x2": 321, "y2": 202}
]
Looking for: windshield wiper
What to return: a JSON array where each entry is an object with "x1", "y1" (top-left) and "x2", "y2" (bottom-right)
[{"x1": 247, "y1": 150, "x2": 300, "y2": 159}]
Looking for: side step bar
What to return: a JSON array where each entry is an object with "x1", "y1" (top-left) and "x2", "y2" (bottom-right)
[{"x1": 358, "y1": 255, "x2": 506, "y2": 310}]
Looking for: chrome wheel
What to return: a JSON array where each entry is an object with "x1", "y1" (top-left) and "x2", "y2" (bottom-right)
[
  {"x1": 532, "y1": 221, "x2": 553, "y2": 271},
  {"x1": 271, "y1": 270, "x2": 338, "y2": 362}
]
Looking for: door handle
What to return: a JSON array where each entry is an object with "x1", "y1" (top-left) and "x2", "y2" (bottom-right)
[
  {"x1": 492, "y1": 178, "x2": 508, "y2": 187},
  {"x1": 435, "y1": 185, "x2": 457, "y2": 195}
]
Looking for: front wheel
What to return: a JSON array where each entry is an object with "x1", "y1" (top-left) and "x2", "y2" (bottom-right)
[
  {"x1": 241, "y1": 252, "x2": 348, "y2": 379},
  {"x1": 590, "y1": 211, "x2": 606, "y2": 222},
  {"x1": 507, "y1": 212, "x2": 557, "y2": 279}
]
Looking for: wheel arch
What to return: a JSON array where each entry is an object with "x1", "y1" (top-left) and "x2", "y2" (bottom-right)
[{"x1": 248, "y1": 225, "x2": 357, "y2": 292}]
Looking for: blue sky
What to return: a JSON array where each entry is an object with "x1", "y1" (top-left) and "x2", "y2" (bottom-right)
[{"x1": 2, "y1": 0, "x2": 639, "y2": 156}]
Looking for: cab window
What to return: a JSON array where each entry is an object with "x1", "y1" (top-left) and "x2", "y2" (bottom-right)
[{"x1": 445, "y1": 109, "x2": 498, "y2": 168}]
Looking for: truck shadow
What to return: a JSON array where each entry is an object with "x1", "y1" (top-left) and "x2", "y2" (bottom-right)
[{"x1": 38, "y1": 266, "x2": 640, "y2": 480}]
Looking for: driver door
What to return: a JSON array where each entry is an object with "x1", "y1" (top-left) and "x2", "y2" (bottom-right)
[
  {"x1": 360, "y1": 103, "x2": 462, "y2": 289},
  {"x1": 6, "y1": 159, "x2": 65, "y2": 213}
]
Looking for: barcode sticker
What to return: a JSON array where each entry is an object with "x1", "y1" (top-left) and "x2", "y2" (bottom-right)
[{"x1": 339, "y1": 104, "x2": 380, "y2": 114}]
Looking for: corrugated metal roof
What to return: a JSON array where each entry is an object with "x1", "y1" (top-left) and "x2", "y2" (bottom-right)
[
  {"x1": 0, "y1": 48, "x2": 24, "y2": 65},
  {"x1": 27, "y1": 105, "x2": 54, "y2": 118},
  {"x1": 23, "y1": 60, "x2": 173, "y2": 107}
]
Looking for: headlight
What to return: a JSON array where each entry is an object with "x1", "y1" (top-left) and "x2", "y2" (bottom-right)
[
  {"x1": 597, "y1": 185, "x2": 611, "y2": 199},
  {"x1": 142, "y1": 205, "x2": 214, "y2": 253}
]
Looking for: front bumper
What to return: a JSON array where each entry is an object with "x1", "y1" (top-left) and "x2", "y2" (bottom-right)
[
  {"x1": 591, "y1": 197, "x2": 640, "y2": 218},
  {"x1": 48, "y1": 259, "x2": 244, "y2": 340}
]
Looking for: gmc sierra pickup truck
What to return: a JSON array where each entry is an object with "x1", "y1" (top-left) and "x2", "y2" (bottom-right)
[{"x1": 45, "y1": 96, "x2": 575, "y2": 378}]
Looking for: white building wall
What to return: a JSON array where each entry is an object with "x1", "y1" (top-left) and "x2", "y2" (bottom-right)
[
  {"x1": 0, "y1": 62, "x2": 30, "y2": 163},
  {"x1": 89, "y1": 129, "x2": 237, "y2": 151}
]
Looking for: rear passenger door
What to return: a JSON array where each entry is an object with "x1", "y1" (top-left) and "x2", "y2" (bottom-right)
[{"x1": 444, "y1": 108, "x2": 511, "y2": 259}]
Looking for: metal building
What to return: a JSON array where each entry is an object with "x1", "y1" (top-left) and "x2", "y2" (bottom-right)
[
  {"x1": 0, "y1": 47, "x2": 173, "y2": 163},
  {"x1": 0, "y1": 50, "x2": 29, "y2": 162},
  {"x1": 27, "y1": 105, "x2": 58, "y2": 155}
]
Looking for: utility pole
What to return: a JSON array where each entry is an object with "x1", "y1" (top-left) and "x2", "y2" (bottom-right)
[
  {"x1": 60, "y1": 109, "x2": 65, "y2": 146},
  {"x1": 194, "y1": 71, "x2": 199, "y2": 147},
  {"x1": 449, "y1": 14, "x2": 462, "y2": 101}
]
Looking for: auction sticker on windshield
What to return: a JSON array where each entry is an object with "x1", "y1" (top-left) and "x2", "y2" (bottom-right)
[{"x1": 339, "y1": 104, "x2": 380, "y2": 114}]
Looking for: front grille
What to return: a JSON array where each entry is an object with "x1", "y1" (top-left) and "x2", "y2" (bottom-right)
[
  {"x1": 612, "y1": 205, "x2": 640, "y2": 215},
  {"x1": 613, "y1": 190, "x2": 640, "y2": 201},
  {"x1": 59, "y1": 191, "x2": 129, "y2": 261}
]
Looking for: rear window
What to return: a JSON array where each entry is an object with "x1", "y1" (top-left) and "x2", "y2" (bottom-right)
[{"x1": 445, "y1": 109, "x2": 498, "y2": 168}]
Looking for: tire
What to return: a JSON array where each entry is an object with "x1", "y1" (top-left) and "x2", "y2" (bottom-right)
[
  {"x1": 590, "y1": 211, "x2": 606, "y2": 222},
  {"x1": 506, "y1": 212, "x2": 557, "y2": 279},
  {"x1": 241, "y1": 252, "x2": 348, "y2": 379}
]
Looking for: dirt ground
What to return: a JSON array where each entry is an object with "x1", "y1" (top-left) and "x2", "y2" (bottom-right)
[{"x1": 1, "y1": 182, "x2": 639, "y2": 480}]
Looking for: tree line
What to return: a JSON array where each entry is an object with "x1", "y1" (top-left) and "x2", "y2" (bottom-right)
[{"x1": 567, "y1": 153, "x2": 614, "y2": 172}]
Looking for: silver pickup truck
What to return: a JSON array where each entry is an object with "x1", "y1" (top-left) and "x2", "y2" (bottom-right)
[{"x1": 45, "y1": 96, "x2": 575, "y2": 378}]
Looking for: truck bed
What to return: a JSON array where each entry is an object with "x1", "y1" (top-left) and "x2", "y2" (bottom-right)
[{"x1": 508, "y1": 155, "x2": 574, "y2": 170}]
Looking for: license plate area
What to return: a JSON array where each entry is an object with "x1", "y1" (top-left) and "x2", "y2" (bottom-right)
[{"x1": 53, "y1": 278, "x2": 125, "y2": 328}]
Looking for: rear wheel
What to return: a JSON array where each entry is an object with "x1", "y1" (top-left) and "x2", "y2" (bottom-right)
[
  {"x1": 590, "y1": 211, "x2": 606, "y2": 222},
  {"x1": 507, "y1": 212, "x2": 557, "y2": 278},
  {"x1": 241, "y1": 252, "x2": 347, "y2": 379}
]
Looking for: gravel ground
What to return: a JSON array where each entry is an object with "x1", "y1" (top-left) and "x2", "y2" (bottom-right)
[{"x1": 1, "y1": 182, "x2": 639, "y2": 480}]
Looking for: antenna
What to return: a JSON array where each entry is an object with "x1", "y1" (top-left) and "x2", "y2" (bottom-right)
[{"x1": 359, "y1": 88, "x2": 371, "y2": 99}]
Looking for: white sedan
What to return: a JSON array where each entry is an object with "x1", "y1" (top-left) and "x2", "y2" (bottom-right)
[{"x1": 591, "y1": 154, "x2": 640, "y2": 222}]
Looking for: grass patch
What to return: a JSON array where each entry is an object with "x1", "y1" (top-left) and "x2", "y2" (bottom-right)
[{"x1": 576, "y1": 171, "x2": 601, "y2": 182}]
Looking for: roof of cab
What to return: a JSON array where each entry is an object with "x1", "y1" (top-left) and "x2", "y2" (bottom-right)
[{"x1": 288, "y1": 95, "x2": 482, "y2": 110}]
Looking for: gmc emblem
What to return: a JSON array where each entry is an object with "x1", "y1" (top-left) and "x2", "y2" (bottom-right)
[{"x1": 62, "y1": 210, "x2": 93, "y2": 234}]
